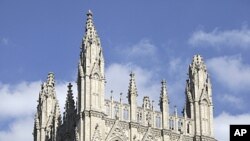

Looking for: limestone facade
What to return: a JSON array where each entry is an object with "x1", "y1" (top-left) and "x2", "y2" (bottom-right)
[{"x1": 33, "y1": 10, "x2": 216, "y2": 141}]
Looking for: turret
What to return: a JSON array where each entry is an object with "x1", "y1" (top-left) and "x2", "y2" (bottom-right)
[
  {"x1": 33, "y1": 73, "x2": 61, "y2": 141},
  {"x1": 185, "y1": 55, "x2": 214, "y2": 138}
]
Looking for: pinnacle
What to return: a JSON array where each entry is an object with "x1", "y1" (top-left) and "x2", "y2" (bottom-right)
[
  {"x1": 129, "y1": 72, "x2": 136, "y2": 85},
  {"x1": 190, "y1": 54, "x2": 207, "y2": 72},
  {"x1": 192, "y1": 54, "x2": 204, "y2": 64},
  {"x1": 47, "y1": 72, "x2": 55, "y2": 87},
  {"x1": 128, "y1": 72, "x2": 138, "y2": 97},
  {"x1": 64, "y1": 83, "x2": 75, "y2": 118},
  {"x1": 66, "y1": 83, "x2": 74, "y2": 100},
  {"x1": 67, "y1": 83, "x2": 73, "y2": 93},
  {"x1": 82, "y1": 10, "x2": 100, "y2": 48},
  {"x1": 130, "y1": 71, "x2": 135, "y2": 77},
  {"x1": 160, "y1": 79, "x2": 168, "y2": 99},
  {"x1": 161, "y1": 79, "x2": 166, "y2": 86},
  {"x1": 87, "y1": 9, "x2": 93, "y2": 16},
  {"x1": 86, "y1": 10, "x2": 93, "y2": 20}
]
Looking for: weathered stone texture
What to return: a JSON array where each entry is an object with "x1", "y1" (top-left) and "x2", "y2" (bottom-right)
[{"x1": 33, "y1": 10, "x2": 216, "y2": 141}]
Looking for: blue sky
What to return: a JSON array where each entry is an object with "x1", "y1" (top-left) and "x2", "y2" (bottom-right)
[{"x1": 1, "y1": 0, "x2": 250, "y2": 141}]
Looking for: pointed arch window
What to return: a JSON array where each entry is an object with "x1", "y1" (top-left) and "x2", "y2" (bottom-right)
[
  {"x1": 200, "y1": 99, "x2": 209, "y2": 134},
  {"x1": 137, "y1": 111, "x2": 142, "y2": 122},
  {"x1": 169, "y1": 119, "x2": 174, "y2": 130},
  {"x1": 123, "y1": 108, "x2": 129, "y2": 120},
  {"x1": 92, "y1": 73, "x2": 100, "y2": 94},
  {"x1": 105, "y1": 103, "x2": 110, "y2": 116},
  {"x1": 155, "y1": 115, "x2": 161, "y2": 128},
  {"x1": 187, "y1": 122, "x2": 192, "y2": 134},
  {"x1": 178, "y1": 119, "x2": 183, "y2": 132},
  {"x1": 92, "y1": 73, "x2": 100, "y2": 108},
  {"x1": 113, "y1": 104, "x2": 119, "y2": 118}
]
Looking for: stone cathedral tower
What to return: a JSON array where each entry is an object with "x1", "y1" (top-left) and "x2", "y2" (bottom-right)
[{"x1": 33, "y1": 11, "x2": 216, "y2": 141}]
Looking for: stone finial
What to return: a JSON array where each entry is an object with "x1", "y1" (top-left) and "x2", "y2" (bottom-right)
[
  {"x1": 47, "y1": 72, "x2": 55, "y2": 87},
  {"x1": 160, "y1": 79, "x2": 169, "y2": 110},
  {"x1": 130, "y1": 71, "x2": 135, "y2": 78},
  {"x1": 87, "y1": 9, "x2": 93, "y2": 16},
  {"x1": 86, "y1": 10, "x2": 93, "y2": 21},
  {"x1": 190, "y1": 54, "x2": 207, "y2": 72},
  {"x1": 81, "y1": 9, "x2": 101, "y2": 49},
  {"x1": 128, "y1": 72, "x2": 138, "y2": 96},
  {"x1": 68, "y1": 83, "x2": 73, "y2": 93}
]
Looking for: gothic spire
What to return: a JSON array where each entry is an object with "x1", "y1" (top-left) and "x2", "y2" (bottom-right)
[
  {"x1": 59, "y1": 83, "x2": 76, "y2": 141},
  {"x1": 189, "y1": 54, "x2": 207, "y2": 75},
  {"x1": 82, "y1": 10, "x2": 101, "y2": 50},
  {"x1": 79, "y1": 10, "x2": 104, "y2": 77},
  {"x1": 77, "y1": 10, "x2": 105, "y2": 114},
  {"x1": 63, "y1": 83, "x2": 76, "y2": 121},
  {"x1": 185, "y1": 54, "x2": 214, "y2": 137},
  {"x1": 34, "y1": 73, "x2": 61, "y2": 141},
  {"x1": 187, "y1": 54, "x2": 210, "y2": 101}
]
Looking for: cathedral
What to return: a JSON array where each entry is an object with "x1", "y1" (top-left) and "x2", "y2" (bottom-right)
[{"x1": 33, "y1": 10, "x2": 216, "y2": 141}]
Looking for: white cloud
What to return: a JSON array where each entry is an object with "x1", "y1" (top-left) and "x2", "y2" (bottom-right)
[
  {"x1": 128, "y1": 39, "x2": 156, "y2": 57},
  {"x1": 207, "y1": 55, "x2": 250, "y2": 91},
  {"x1": 117, "y1": 39, "x2": 158, "y2": 65},
  {"x1": 0, "y1": 38, "x2": 9, "y2": 45},
  {"x1": 168, "y1": 58, "x2": 182, "y2": 74},
  {"x1": 0, "y1": 80, "x2": 76, "y2": 141},
  {"x1": 166, "y1": 57, "x2": 190, "y2": 111},
  {"x1": 221, "y1": 94, "x2": 244, "y2": 110},
  {"x1": 0, "y1": 81, "x2": 76, "y2": 120},
  {"x1": 0, "y1": 63, "x2": 162, "y2": 140},
  {"x1": 105, "y1": 61, "x2": 190, "y2": 112},
  {"x1": 214, "y1": 112, "x2": 250, "y2": 141},
  {"x1": 189, "y1": 26, "x2": 250, "y2": 48},
  {"x1": 0, "y1": 81, "x2": 41, "y2": 119},
  {"x1": 0, "y1": 116, "x2": 33, "y2": 141},
  {"x1": 105, "y1": 63, "x2": 160, "y2": 106}
]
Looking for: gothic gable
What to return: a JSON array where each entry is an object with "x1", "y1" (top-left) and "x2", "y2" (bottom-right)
[{"x1": 105, "y1": 120, "x2": 128, "y2": 141}]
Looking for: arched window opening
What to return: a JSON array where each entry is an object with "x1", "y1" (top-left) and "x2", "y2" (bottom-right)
[
  {"x1": 137, "y1": 112, "x2": 142, "y2": 122},
  {"x1": 178, "y1": 120, "x2": 182, "y2": 132},
  {"x1": 187, "y1": 122, "x2": 192, "y2": 134},
  {"x1": 113, "y1": 104, "x2": 119, "y2": 118},
  {"x1": 201, "y1": 99, "x2": 209, "y2": 134},
  {"x1": 155, "y1": 116, "x2": 161, "y2": 128},
  {"x1": 92, "y1": 73, "x2": 100, "y2": 95},
  {"x1": 105, "y1": 104, "x2": 110, "y2": 116},
  {"x1": 123, "y1": 108, "x2": 129, "y2": 120},
  {"x1": 169, "y1": 119, "x2": 174, "y2": 130}
]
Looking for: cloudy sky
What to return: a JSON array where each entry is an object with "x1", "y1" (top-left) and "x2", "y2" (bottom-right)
[{"x1": 1, "y1": 0, "x2": 250, "y2": 141}]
